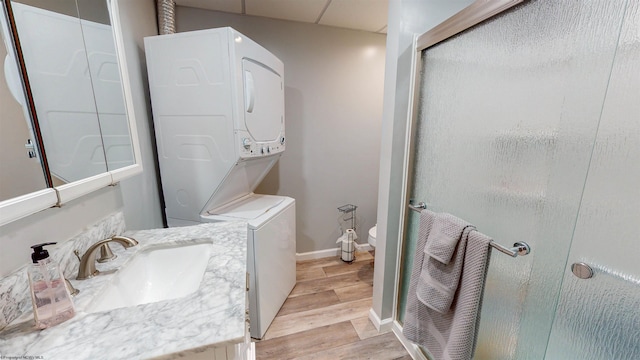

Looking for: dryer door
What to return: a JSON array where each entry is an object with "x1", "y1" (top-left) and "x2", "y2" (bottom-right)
[{"x1": 242, "y1": 59, "x2": 284, "y2": 142}]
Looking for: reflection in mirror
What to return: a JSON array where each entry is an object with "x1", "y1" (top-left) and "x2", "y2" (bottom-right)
[
  {"x1": 10, "y1": 0, "x2": 108, "y2": 185},
  {"x1": 0, "y1": 23, "x2": 48, "y2": 202},
  {"x1": 9, "y1": 0, "x2": 134, "y2": 186},
  {"x1": 76, "y1": 0, "x2": 134, "y2": 172}
]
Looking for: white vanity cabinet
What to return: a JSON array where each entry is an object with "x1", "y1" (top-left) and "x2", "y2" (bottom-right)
[
  {"x1": 201, "y1": 341, "x2": 254, "y2": 360},
  {"x1": 199, "y1": 282, "x2": 254, "y2": 360},
  {"x1": 219, "y1": 341, "x2": 255, "y2": 360}
]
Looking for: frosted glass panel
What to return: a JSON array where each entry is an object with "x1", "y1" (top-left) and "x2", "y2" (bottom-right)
[
  {"x1": 398, "y1": 0, "x2": 630, "y2": 359},
  {"x1": 544, "y1": 1, "x2": 640, "y2": 358}
]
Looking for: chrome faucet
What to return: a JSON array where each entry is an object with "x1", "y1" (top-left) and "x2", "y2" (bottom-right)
[{"x1": 76, "y1": 236, "x2": 138, "y2": 280}]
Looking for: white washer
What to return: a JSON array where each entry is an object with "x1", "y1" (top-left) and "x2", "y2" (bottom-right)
[{"x1": 203, "y1": 194, "x2": 295, "y2": 339}]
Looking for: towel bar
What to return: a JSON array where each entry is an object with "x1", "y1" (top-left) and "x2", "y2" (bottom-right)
[{"x1": 407, "y1": 202, "x2": 531, "y2": 257}]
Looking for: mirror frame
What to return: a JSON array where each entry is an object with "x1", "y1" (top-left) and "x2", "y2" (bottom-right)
[{"x1": 0, "y1": 0, "x2": 142, "y2": 226}]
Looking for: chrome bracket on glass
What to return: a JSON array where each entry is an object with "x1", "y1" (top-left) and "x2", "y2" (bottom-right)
[
  {"x1": 408, "y1": 199, "x2": 427, "y2": 212},
  {"x1": 490, "y1": 241, "x2": 531, "y2": 257}
]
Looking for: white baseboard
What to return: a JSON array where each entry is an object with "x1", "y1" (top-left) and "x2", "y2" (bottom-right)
[
  {"x1": 296, "y1": 248, "x2": 339, "y2": 261},
  {"x1": 392, "y1": 321, "x2": 428, "y2": 360},
  {"x1": 356, "y1": 243, "x2": 373, "y2": 252},
  {"x1": 296, "y1": 243, "x2": 373, "y2": 261},
  {"x1": 368, "y1": 308, "x2": 394, "y2": 333}
]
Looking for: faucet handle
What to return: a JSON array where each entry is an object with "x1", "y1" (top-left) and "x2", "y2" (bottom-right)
[
  {"x1": 76, "y1": 235, "x2": 138, "y2": 280},
  {"x1": 97, "y1": 243, "x2": 117, "y2": 263},
  {"x1": 73, "y1": 249, "x2": 82, "y2": 262},
  {"x1": 64, "y1": 278, "x2": 80, "y2": 296}
]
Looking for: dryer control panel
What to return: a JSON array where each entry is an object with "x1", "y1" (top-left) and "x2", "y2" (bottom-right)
[{"x1": 237, "y1": 131, "x2": 285, "y2": 159}]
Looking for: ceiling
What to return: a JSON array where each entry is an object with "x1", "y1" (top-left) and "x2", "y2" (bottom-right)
[{"x1": 174, "y1": 0, "x2": 389, "y2": 34}]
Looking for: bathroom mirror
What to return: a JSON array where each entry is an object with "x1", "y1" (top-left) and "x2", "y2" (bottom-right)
[
  {"x1": 9, "y1": 0, "x2": 134, "y2": 184},
  {"x1": 0, "y1": 0, "x2": 142, "y2": 226},
  {"x1": 0, "y1": 15, "x2": 48, "y2": 202}
]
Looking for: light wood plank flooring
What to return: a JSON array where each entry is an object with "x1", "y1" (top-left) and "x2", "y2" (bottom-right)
[{"x1": 255, "y1": 251, "x2": 411, "y2": 360}]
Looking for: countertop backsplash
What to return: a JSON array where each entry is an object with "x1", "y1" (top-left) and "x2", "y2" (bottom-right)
[{"x1": 0, "y1": 211, "x2": 127, "y2": 331}]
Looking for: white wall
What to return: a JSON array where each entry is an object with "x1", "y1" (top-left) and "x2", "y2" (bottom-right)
[
  {"x1": 116, "y1": 0, "x2": 165, "y2": 231},
  {"x1": 0, "y1": 186, "x2": 122, "y2": 276},
  {"x1": 372, "y1": 0, "x2": 474, "y2": 323},
  {"x1": 175, "y1": 8, "x2": 386, "y2": 254},
  {"x1": 0, "y1": 0, "x2": 162, "y2": 276}
]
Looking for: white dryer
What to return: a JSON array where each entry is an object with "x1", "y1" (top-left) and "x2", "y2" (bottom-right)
[{"x1": 145, "y1": 28, "x2": 295, "y2": 339}]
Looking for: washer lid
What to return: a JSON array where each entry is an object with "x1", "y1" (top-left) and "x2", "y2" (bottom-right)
[
  {"x1": 206, "y1": 194, "x2": 285, "y2": 220},
  {"x1": 242, "y1": 59, "x2": 284, "y2": 142},
  {"x1": 201, "y1": 155, "x2": 280, "y2": 214}
]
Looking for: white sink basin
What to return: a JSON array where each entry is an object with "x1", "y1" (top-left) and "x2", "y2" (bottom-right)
[{"x1": 86, "y1": 241, "x2": 214, "y2": 313}]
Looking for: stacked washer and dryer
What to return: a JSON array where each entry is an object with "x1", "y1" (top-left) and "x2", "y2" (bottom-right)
[{"x1": 144, "y1": 28, "x2": 295, "y2": 339}]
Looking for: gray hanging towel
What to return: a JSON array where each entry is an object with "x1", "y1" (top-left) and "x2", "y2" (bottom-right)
[
  {"x1": 418, "y1": 213, "x2": 475, "y2": 313},
  {"x1": 403, "y1": 210, "x2": 492, "y2": 360},
  {"x1": 424, "y1": 213, "x2": 474, "y2": 264}
]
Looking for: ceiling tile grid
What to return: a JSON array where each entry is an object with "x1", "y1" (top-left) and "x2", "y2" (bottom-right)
[
  {"x1": 319, "y1": 0, "x2": 388, "y2": 33},
  {"x1": 245, "y1": 0, "x2": 329, "y2": 23},
  {"x1": 174, "y1": 0, "x2": 388, "y2": 34},
  {"x1": 175, "y1": 0, "x2": 243, "y2": 14}
]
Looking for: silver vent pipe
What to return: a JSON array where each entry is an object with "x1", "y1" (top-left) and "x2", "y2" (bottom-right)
[{"x1": 157, "y1": 0, "x2": 176, "y2": 35}]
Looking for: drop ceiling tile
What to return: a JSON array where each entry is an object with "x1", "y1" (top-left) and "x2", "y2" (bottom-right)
[
  {"x1": 175, "y1": 0, "x2": 243, "y2": 13},
  {"x1": 319, "y1": 0, "x2": 388, "y2": 32},
  {"x1": 245, "y1": 0, "x2": 329, "y2": 23}
]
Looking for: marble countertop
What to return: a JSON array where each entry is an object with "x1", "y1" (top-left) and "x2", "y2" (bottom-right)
[{"x1": 0, "y1": 221, "x2": 248, "y2": 359}]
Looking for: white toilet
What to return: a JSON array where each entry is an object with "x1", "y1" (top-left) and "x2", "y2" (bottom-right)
[{"x1": 368, "y1": 225, "x2": 377, "y2": 249}]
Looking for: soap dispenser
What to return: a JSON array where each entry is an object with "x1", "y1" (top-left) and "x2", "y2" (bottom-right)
[{"x1": 28, "y1": 242, "x2": 75, "y2": 329}]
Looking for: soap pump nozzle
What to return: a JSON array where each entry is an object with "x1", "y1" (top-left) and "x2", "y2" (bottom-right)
[{"x1": 30, "y1": 242, "x2": 57, "y2": 263}]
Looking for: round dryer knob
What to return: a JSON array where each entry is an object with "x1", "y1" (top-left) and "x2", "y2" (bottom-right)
[{"x1": 242, "y1": 138, "x2": 251, "y2": 149}]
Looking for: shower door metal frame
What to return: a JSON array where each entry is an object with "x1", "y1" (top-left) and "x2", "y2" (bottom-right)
[{"x1": 389, "y1": 1, "x2": 525, "y2": 359}]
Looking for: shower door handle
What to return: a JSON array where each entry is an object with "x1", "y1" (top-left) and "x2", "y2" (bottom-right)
[{"x1": 571, "y1": 262, "x2": 594, "y2": 279}]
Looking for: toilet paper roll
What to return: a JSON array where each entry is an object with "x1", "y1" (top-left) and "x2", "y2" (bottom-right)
[
  {"x1": 336, "y1": 229, "x2": 358, "y2": 243},
  {"x1": 338, "y1": 229, "x2": 356, "y2": 262}
]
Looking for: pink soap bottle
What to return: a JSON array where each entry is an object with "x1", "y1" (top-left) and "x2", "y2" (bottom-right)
[{"x1": 28, "y1": 242, "x2": 75, "y2": 329}]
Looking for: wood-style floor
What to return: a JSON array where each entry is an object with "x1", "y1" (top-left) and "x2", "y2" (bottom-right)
[{"x1": 255, "y1": 251, "x2": 411, "y2": 360}]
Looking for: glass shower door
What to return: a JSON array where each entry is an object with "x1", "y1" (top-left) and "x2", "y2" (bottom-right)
[
  {"x1": 543, "y1": 1, "x2": 640, "y2": 358},
  {"x1": 397, "y1": 0, "x2": 631, "y2": 358}
]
